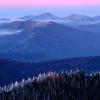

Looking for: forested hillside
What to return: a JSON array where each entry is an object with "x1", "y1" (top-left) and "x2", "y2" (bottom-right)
[
  {"x1": 0, "y1": 56, "x2": 100, "y2": 86},
  {"x1": 0, "y1": 70, "x2": 100, "y2": 100}
]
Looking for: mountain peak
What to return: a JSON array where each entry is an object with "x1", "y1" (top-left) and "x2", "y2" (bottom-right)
[
  {"x1": 65, "y1": 14, "x2": 91, "y2": 21},
  {"x1": 38, "y1": 13, "x2": 55, "y2": 17},
  {"x1": 21, "y1": 13, "x2": 60, "y2": 20}
]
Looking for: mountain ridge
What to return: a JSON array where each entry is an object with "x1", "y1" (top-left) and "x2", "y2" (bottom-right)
[
  {"x1": 20, "y1": 13, "x2": 100, "y2": 21},
  {"x1": 0, "y1": 56, "x2": 100, "y2": 86},
  {"x1": 0, "y1": 20, "x2": 100, "y2": 62}
]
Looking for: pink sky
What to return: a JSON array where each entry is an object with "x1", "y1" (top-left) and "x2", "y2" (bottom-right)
[{"x1": 0, "y1": 0, "x2": 100, "y2": 7}]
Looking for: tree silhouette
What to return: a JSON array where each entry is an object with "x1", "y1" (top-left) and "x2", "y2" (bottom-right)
[{"x1": 0, "y1": 70, "x2": 100, "y2": 100}]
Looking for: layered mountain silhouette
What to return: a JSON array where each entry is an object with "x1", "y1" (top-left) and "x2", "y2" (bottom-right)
[
  {"x1": 21, "y1": 13, "x2": 100, "y2": 21},
  {"x1": 0, "y1": 56, "x2": 100, "y2": 86},
  {"x1": 78, "y1": 22, "x2": 100, "y2": 33},
  {"x1": 0, "y1": 13, "x2": 100, "y2": 99},
  {"x1": 21, "y1": 13, "x2": 61, "y2": 20},
  {"x1": 0, "y1": 20, "x2": 100, "y2": 62}
]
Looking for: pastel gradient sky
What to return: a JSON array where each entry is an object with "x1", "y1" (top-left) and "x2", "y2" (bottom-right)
[
  {"x1": 0, "y1": 0, "x2": 100, "y2": 7},
  {"x1": 0, "y1": 0, "x2": 100, "y2": 17}
]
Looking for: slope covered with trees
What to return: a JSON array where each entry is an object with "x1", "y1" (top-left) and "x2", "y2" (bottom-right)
[
  {"x1": 0, "y1": 56, "x2": 100, "y2": 86},
  {"x1": 0, "y1": 70, "x2": 100, "y2": 100}
]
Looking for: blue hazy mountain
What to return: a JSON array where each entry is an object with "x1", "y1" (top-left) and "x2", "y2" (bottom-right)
[
  {"x1": 78, "y1": 22, "x2": 100, "y2": 33},
  {"x1": 21, "y1": 13, "x2": 61, "y2": 20},
  {"x1": 21, "y1": 13, "x2": 100, "y2": 22},
  {"x1": 0, "y1": 20, "x2": 100, "y2": 62},
  {"x1": 20, "y1": 13, "x2": 100, "y2": 28},
  {"x1": 63, "y1": 14, "x2": 93, "y2": 21},
  {"x1": 0, "y1": 20, "x2": 37, "y2": 30}
]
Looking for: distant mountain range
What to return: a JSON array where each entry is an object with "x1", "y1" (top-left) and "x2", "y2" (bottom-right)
[
  {"x1": 21, "y1": 13, "x2": 61, "y2": 20},
  {"x1": 78, "y1": 22, "x2": 100, "y2": 33},
  {"x1": 1, "y1": 13, "x2": 100, "y2": 27},
  {"x1": 20, "y1": 13, "x2": 100, "y2": 21},
  {"x1": 20, "y1": 13, "x2": 100, "y2": 27},
  {"x1": 1, "y1": 13, "x2": 100, "y2": 24},
  {"x1": 0, "y1": 19, "x2": 100, "y2": 62}
]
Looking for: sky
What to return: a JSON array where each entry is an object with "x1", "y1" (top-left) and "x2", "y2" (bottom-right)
[
  {"x1": 0, "y1": 0, "x2": 100, "y2": 7},
  {"x1": 0, "y1": 0, "x2": 100, "y2": 18}
]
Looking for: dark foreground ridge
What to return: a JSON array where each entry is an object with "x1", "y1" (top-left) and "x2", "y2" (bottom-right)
[
  {"x1": 1, "y1": 56, "x2": 100, "y2": 86},
  {"x1": 0, "y1": 70, "x2": 100, "y2": 100}
]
